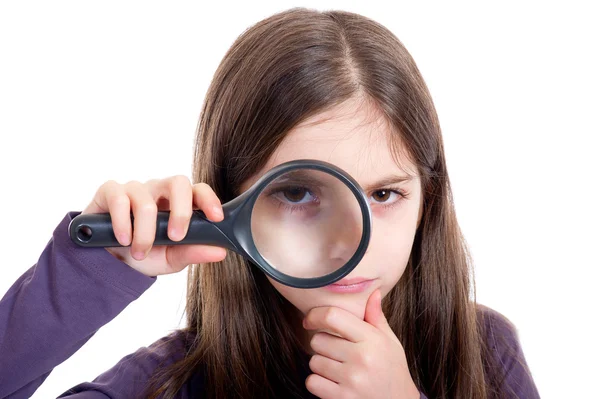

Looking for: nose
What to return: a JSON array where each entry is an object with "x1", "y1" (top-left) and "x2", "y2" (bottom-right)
[{"x1": 326, "y1": 203, "x2": 363, "y2": 266}]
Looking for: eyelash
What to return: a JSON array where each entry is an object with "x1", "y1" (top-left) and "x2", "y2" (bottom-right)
[
  {"x1": 266, "y1": 186, "x2": 409, "y2": 213},
  {"x1": 274, "y1": 199, "x2": 314, "y2": 213},
  {"x1": 267, "y1": 186, "x2": 319, "y2": 213},
  {"x1": 369, "y1": 187, "x2": 409, "y2": 210}
]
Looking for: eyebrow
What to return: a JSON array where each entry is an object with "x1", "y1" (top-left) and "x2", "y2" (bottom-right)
[
  {"x1": 269, "y1": 170, "x2": 326, "y2": 188},
  {"x1": 362, "y1": 175, "x2": 414, "y2": 192},
  {"x1": 251, "y1": 169, "x2": 415, "y2": 195},
  {"x1": 269, "y1": 171, "x2": 414, "y2": 193}
]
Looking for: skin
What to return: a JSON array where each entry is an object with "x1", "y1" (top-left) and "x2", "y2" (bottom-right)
[
  {"x1": 83, "y1": 96, "x2": 422, "y2": 398},
  {"x1": 250, "y1": 169, "x2": 365, "y2": 278},
  {"x1": 241, "y1": 96, "x2": 423, "y2": 398},
  {"x1": 241, "y1": 96, "x2": 422, "y2": 321}
]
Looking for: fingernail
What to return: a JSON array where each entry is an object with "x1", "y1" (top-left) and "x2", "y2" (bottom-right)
[
  {"x1": 119, "y1": 233, "x2": 130, "y2": 246},
  {"x1": 133, "y1": 251, "x2": 145, "y2": 260},
  {"x1": 213, "y1": 206, "x2": 223, "y2": 219},
  {"x1": 169, "y1": 227, "x2": 181, "y2": 240}
]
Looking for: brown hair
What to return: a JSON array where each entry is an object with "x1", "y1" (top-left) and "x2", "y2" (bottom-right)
[{"x1": 145, "y1": 7, "x2": 515, "y2": 398}]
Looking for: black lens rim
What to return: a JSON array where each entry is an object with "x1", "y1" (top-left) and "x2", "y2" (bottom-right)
[{"x1": 229, "y1": 159, "x2": 372, "y2": 289}]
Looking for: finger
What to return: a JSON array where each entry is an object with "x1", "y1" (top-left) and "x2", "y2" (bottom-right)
[
  {"x1": 309, "y1": 354, "x2": 344, "y2": 384},
  {"x1": 145, "y1": 179, "x2": 169, "y2": 211},
  {"x1": 165, "y1": 244, "x2": 227, "y2": 273},
  {"x1": 310, "y1": 332, "x2": 352, "y2": 362},
  {"x1": 105, "y1": 184, "x2": 132, "y2": 247},
  {"x1": 192, "y1": 183, "x2": 223, "y2": 222},
  {"x1": 364, "y1": 289, "x2": 387, "y2": 330},
  {"x1": 83, "y1": 180, "x2": 118, "y2": 214},
  {"x1": 93, "y1": 181, "x2": 132, "y2": 246},
  {"x1": 150, "y1": 176, "x2": 193, "y2": 242},
  {"x1": 305, "y1": 373, "x2": 340, "y2": 399},
  {"x1": 303, "y1": 306, "x2": 374, "y2": 343},
  {"x1": 364, "y1": 289, "x2": 399, "y2": 342},
  {"x1": 125, "y1": 181, "x2": 157, "y2": 260}
]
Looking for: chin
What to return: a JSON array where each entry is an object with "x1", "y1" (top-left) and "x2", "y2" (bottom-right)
[
  {"x1": 294, "y1": 286, "x2": 381, "y2": 320},
  {"x1": 325, "y1": 297, "x2": 370, "y2": 320},
  {"x1": 269, "y1": 277, "x2": 390, "y2": 321}
]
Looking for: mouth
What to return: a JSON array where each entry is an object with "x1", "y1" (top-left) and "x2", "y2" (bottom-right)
[{"x1": 323, "y1": 277, "x2": 375, "y2": 294}]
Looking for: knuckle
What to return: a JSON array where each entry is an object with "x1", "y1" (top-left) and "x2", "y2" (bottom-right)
[
  {"x1": 194, "y1": 182, "x2": 213, "y2": 195},
  {"x1": 308, "y1": 355, "x2": 318, "y2": 369},
  {"x1": 125, "y1": 180, "x2": 142, "y2": 188},
  {"x1": 309, "y1": 333, "x2": 320, "y2": 348},
  {"x1": 170, "y1": 175, "x2": 190, "y2": 187},
  {"x1": 138, "y1": 201, "x2": 158, "y2": 215},
  {"x1": 347, "y1": 370, "x2": 365, "y2": 389},
  {"x1": 108, "y1": 193, "x2": 129, "y2": 208},
  {"x1": 171, "y1": 208, "x2": 192, "y2": 219},
  {"x1": 144, "y1": 178, "x2": 160, "y2": 187},
  {"x1": 305, "y1": 374, "x2": 319, "y2": 391},
  {"x1": 324, "y1": 308, "x2": 338, "y2": 324},
  {"x1": 101, "y1": 179, "x2": 119, "y2": 189},
  {"x1": 99, "y1": 180, "x2": 120, "y2": 195},
  {"x1": 359, "y1": 349, "x2": 374, "y2": 368}
]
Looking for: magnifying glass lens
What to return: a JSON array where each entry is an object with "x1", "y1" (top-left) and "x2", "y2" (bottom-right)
[{"x1": 251, "y1": 169, "x2": 363, "y2": 279}]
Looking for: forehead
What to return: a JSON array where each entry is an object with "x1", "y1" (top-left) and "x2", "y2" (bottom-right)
[{"x1": 259, "y1": 97, "x2": 416, "y2": 184}]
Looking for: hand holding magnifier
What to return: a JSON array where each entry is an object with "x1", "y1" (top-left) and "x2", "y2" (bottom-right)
[{"x1": 69, "y1": 160, "x2": 372, "y2": 288}]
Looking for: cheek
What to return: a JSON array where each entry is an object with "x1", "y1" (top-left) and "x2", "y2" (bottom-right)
[
  {"x1": 370, "y1": 229, "x2": 413, "y2": 289},
  {"x1": 368, "y1": 208, "x2": 420, "y2": 292},
  {"x1": 264, "y1": 202, "x2": 421, "y2": 317},
  {"x1": 267, "y1": 278, "x2": 315, "y2": 315}
]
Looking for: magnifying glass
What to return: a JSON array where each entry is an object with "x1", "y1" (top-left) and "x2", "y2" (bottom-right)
[{"x1": 69, "y1": 160, "x2": 372, "y2": 288}]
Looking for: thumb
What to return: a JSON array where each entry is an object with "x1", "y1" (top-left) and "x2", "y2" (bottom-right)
[{"x1": 364, "y1": 289, "x2": 390, "y2": 331}]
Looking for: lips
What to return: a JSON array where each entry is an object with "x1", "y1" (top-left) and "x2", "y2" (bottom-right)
[
  {"x1": 332, "y1": 277, "x2": 372, "y2": 286},
  {"x1": 324, "y1": 277, "x2": 375, "y2": 293}
]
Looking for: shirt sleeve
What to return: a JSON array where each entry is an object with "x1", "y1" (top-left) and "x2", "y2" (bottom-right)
[
  {"x1": 0, "y1": 211, "x2": 156, "y2": 399},
  {"x1": 480, "y1": 305, "x2": 541, "y2": 399},
  {"x1": 56, "y1": 330, "x2": 189, "y2": 399}
]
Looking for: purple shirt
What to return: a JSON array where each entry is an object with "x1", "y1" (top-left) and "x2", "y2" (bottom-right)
[{"x1": 0, "y1": 212, "x2": 540, "y2": 398}]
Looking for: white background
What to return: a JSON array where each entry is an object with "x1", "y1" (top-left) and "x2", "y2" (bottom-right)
[{"x1": 1, "y1": 1, "x2": 598, "y2": 398}]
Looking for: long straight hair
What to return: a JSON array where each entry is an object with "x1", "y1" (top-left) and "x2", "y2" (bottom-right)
[{"x1": 145, "y1": 8, "x2": 513, "y2": 398}]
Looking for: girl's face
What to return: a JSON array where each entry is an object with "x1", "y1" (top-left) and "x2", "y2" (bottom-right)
[{"x1": 241, "y1": 97, "x2": 422, "y2": 320}]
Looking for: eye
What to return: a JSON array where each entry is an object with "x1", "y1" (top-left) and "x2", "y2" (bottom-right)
[
  {"x1": 368, "y1": 188, "x2": 408, "y2": 210},
  {"x1": 282, "y1": 187, "x2": 312, "y2": 203},
  {"x1": 371, "y1": 189, "x2": 396, "y2": 203},
  {"x1": 273, "y1": 187, "x2": 317, "y2": 205}
]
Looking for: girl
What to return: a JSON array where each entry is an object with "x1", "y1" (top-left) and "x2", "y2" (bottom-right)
[{"x1": 0, "y1": 8, "x2": 539, "y2": 399}]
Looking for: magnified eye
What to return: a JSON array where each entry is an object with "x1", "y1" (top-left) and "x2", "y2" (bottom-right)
[{"x1": 276, "y1": 187, "x2": 317, "y2": 204}]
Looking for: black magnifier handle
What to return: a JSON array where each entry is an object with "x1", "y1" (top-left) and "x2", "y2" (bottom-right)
[
  {"x1": 68, "y1": 211, "x2": 238, "y2": 250},
  {"x1": 67, "y1": 159, "x2": 373, "y2": 289}
]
